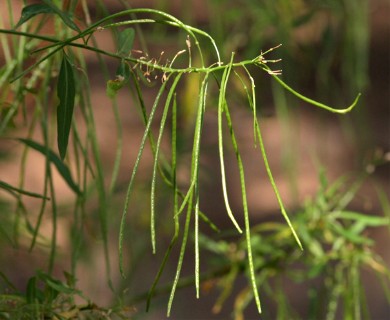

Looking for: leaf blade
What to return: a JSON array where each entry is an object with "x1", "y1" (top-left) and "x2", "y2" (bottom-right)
[
  {"x1": 0, "y1": 180, "x2": 49, "y2": 199},
  {"x1": 57, "y1": 54, "x2": 76, "y2": 160},
  {"x1": 42, "y1": 0, "x2": 81, "y2": 32},
  {"x1": 17, "y1": 138, "x2": 82, "y2": 196},
  {"x1": 15, "y1": 2, "x2": 80, "y2": 32},
  {"x1": 117, "y1": 28, "x2": 135, "y2": 56},
  {"x1": 14, "y1": 4, "x2": 54, "y2": 29}
]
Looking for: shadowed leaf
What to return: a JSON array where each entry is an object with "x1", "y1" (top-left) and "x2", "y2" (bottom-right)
[
  {"x1": 117, "y1": 28, "x2": 135, "y2": 56},
  {"x1": 57, "y1": 54, "x2": 75, "y2": 160},
  {"x1": 14, "y1": 4, "x2": 54, "y2": 29},
  {"x1": 0, "y1": 180, "x2": 49, "y2": 199},
  {"x1": 15, "y1": 2, "x2": 80, "y2": 32},
  {"x1": 42, "y1": 0, "x2": 80, "y2": 32},
  {"x1": 17, "y1": 138, "x2": 82, "y2": 196},
  {"x1": 106, "y1": 59, "x2": 130, "y2": 98}
]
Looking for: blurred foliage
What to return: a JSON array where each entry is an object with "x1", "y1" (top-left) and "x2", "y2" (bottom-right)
[
  {"x1": 198, "y1": 170, "x2": 390, "y2": 319},
  {"x1": 0, "y1": 0, "x2": 388, "y2": 319},
  {"x1": 0, "y1": 270, "x2": 135, "y2": 319},
  {"x1": 206, "y1": 0, "x2": 369, "y2": 96}
]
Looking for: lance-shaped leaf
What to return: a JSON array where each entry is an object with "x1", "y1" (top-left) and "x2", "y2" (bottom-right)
[
  {"x1": 14, "y1": 4, "x2": 54, "y2": 29},
  {"x1": 17, "y1": 138, "x2": 82, "y2": 196},
  {"x1": 42, "y1": 0, "x2": 80, "y2": 32},
  {"x1": 15, "y1": 2, "x2": 80, "y2": 32},
  {"x1": 57, "y1": 54, "x2": 75, "y2": 160},
  {"x1": 0, "y1": 180, "x2": 49, "y2": 199},
  {"x1": 117, "y1": 28, "x2": 135, "y2": 56}
]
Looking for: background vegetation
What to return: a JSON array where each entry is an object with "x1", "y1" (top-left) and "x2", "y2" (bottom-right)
[{"x1": 0, "y1": 0, "x2": 389, "y2": 319}]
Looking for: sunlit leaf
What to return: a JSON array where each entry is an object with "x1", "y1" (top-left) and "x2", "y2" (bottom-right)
[{"x1": 57, "y1": 53, "x2": 75, "y2": 160}]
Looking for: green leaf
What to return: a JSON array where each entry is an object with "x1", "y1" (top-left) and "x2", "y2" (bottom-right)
[
  {"x1": 335, "y1": 211, "x2": 389, "y2": 227},
  {"x1": 331, "y1": 223, "x2": 373, "y2": 245},
  {"x1": 57, "y1": 54, "x2": 76, "y2": 160},
  {"x1": 37, "y1": 271, "x2": 77, "y2": 295},
  {"x1": 17, "y1": 138, "x2": 82, "y2": 196},
  {"x1": 0, "y1": 180, "x2": 49, "y2": 199},
  {"x1": 14, "y1": 4, "x2": 54, "y2": 29},
  {"x1": 42, "y1": 0, "x2": 80, "y2": 32},
  {"x1": 117, "y1": 28, "x2": 135, "y2": 56},
  {"x1": 26, "y1": 276, "x2": 37, "y2": 304},
  {"x1": 15, "y1": 2, "x2": 80, "y2": 32}
]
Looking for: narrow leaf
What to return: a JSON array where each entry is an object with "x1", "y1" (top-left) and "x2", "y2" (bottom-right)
[
  {"x1": 336, "y1": 211, "x2": 389, "y2": 226},
  {"x1": 218, "y1": 61, "x2": 243, "y2": 234},
  {"x1": 38, "y1": 271, "x2": 78, "y2": 295},
  {"x1": 268, "y1": 67, "x2": 361, "y2": 114},
  {"x1": 223, "y1": 82, "x2": 262, "y2": 314},
  {"x1": 151, "y1": 73, "x2": 182, "y2": 253},
  {"x1": 17, "y1": 138, "x2": 82, "y2": 195},
  {"x1": 57, "y1": 54, "x2": 75, "y2": 160},
  {"x1": 14, "y1": 4, "x2": 54, "y2": 29},
  {"x1": 331, "y1": 223, "x2": 373, "y2": 245},
  {"x1": 119, "y1": 78, "x2": 169, "y2": 277},
  {"x1": 146, "y1": 96, "x2": 180, "y2": 311},
  {"x1": 42, "y1": 0, "x2": 80, "y2": 32},
  {"x1": 117, "y1": 28, "x2": 135, "y2": 56},
  {"x1": 0, "y1": 180, "x2": 49, "y2": 199},
  {"x1": 26, "y1": 277, "x2": 38, "y2": 304},
  {"x1": 167, "y1": 192, "x2": 194, "y2": 316},
  {"x1": 15, "y1": 2, "x2": 80, "y2": 32}
]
